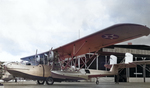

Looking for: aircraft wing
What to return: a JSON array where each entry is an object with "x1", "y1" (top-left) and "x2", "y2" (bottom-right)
[
  {"x1": 53, "y1": 23, "x2": 150, "y2": 59},
  {"x1": 21, "y1": 23, "x2": 150, "y2": 61}
]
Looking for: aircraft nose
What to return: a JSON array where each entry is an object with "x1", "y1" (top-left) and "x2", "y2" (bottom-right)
[{"x1": 1, "y1": 64, "x2": 7, "y2": 71}]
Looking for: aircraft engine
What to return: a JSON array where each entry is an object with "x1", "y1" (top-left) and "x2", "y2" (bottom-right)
[
  {"x1": 48, "y1": 50, "x2": 54, "y2": 62},
  {"x1": 36, "y1": 55, "x2": 40, "y2": 62}
]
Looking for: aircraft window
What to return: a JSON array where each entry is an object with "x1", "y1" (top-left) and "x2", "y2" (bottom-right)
[{"x1": 21, "y1": 61, "x2": 31, "y2": 65}]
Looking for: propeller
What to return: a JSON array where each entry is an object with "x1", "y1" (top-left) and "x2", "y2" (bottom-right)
[
  {"x1": 48, "y1": 47, "x2": 54, "y2": 62},
  {"x1": 34, "y1": 49, "x2": 38, "y2": 64}
]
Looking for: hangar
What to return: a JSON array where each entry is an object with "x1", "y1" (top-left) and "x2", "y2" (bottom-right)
[{"x1": 88, "y1": 44, "x2": 150, "y2": 82}]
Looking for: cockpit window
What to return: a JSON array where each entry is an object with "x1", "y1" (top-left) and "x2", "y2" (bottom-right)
[
  {"x1": 26, "y1": 62, "x2": 31, "y2": 65},
  {"x1": 20, "y1": 61, "x2": 31, "y2": 65}
]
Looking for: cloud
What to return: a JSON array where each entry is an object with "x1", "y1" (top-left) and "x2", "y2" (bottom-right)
[
  {"x1": 102, "y1": 0, "x2": 150, "y2": 26},
  {"x1": 101, "y1": 0, "x2": 150, "y2": 45},
  {"x1": 0, "y1": 0, "x2": 150, "y2": 61}
]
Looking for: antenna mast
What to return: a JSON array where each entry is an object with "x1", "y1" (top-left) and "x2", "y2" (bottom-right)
[{"x1": 79, "y1": 30, "x2": 80, "y2": 38}]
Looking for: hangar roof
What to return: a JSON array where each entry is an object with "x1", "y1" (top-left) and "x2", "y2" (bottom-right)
[
  {"x1": 99, "y1": 45, "x2": 150, "y2": 58},
  {"x1": 105, "y1": 45, "x2": 150, "y2": 50}
]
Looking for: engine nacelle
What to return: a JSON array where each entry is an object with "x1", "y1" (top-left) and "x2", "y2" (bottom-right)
[{"x1": 48, "y1": 50, "x2": 54, "y2": 62}]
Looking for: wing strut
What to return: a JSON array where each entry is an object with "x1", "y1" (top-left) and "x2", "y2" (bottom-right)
[
  {"x1": 78, "y1": 48, "x2": 100, "y2": 71},
  {"x1": 87, "y1": 54, "x2": 98, "y2": 69},
  {"x1": 63, "y1": 41, "x2": 87, "y2": 70}
]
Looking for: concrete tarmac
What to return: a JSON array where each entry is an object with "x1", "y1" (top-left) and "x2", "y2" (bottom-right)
[{"x1": 1, "y1": 81, "x2": 150, "y2": 88}]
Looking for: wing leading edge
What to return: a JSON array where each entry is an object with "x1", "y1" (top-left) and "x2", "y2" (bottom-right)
[{"x1": 21, "y1": 23, "x2": 150, "y2": 60}]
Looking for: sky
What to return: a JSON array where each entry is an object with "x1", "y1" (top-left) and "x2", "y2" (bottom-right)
[{"x1": 0, "y1": 0, "x2": 150, "y2": 61}]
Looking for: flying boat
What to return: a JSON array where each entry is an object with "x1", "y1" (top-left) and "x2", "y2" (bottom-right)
[{"x1": 5, "y1": 23, "x2": 150, "y2": 85}]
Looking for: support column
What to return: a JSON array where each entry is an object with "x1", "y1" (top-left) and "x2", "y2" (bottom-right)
[
  {"x1": 126, "y1": 68, "x2": 129, "y2": 82},
  {"x1": 96, "y1": 55, "x2": 98, "y2": 70},
  {"x1": 105, "y1": 56, "x2": 107, "y2": 71},
  {"x1": 135, "y1": 57, "x2": 137, "y2": 78},
  {"x1": 143, "y1": 64, "x2": 146, "y2": 83},
  {"x1": 115, "y1": 74, "x2": 119, "y2": 84},
  {"x1": 78, "y1": 57, "x2": 80, "y2": 68},
  {"x1": 142, "y1": 57, "x2": 146, "y2": 83}
]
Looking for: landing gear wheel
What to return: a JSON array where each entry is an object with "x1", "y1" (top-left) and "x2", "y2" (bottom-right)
[
  {"x1": 46, "y1": 77, "x2": 54, "y2": 85},
  {"x1": 37, "y1": 80, "x2": 45, "y2": 85},
  {"x1": 96, "y1": 80, "x2": 99, "y2": 85}
]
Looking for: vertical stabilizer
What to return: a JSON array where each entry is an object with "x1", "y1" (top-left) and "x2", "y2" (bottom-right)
[
  {"x1": 109, "y1": 55, "x2": 118, "y2": 74},
  {"x1": 125, "y1": 53, "x2": 133, "y2": 64},
  {"x1": 110, "y1": 55, "x2": 117, "y2": 65}
]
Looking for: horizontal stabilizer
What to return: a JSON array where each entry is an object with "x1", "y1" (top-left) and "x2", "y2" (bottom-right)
[
  {"x1": 105, "y1": 53, "x2": 135, "y2": 69},
  {"x1": 133, "y1": 60, "x2": 150, "y2": 65},
  {"x1": 105, "y1": 60, "x2": 150, "y2": 69},
  {"x1": 104, "y1": 63, "x2": 136, "y2": 69}
]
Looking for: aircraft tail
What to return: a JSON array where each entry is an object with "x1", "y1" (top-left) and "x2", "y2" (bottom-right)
[
  {"x1": 105, "y1": 53, "x2": 150, "y2": 75},
  {"x1": 108, "y1": 55, "x2": 118, "y2": 74},
  {"x1": 105, "y1": 53, "x2": 136, "y2": 71}
]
